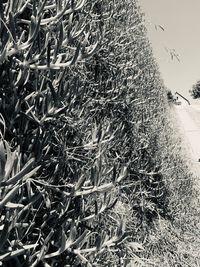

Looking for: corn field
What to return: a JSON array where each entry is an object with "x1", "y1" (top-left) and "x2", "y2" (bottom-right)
[{"x1": 0, "y1": 0, "x2": 197, "y2": 266}]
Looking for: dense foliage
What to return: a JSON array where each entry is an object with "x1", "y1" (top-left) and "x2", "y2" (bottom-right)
[
  {"x1": 0, "y1": 1, "x2": 197, "y2": 266},
  {"x1": 166, "y1": 89, "x2": 174, "y2": 102},
  {"x1": 190, "y1": 80, "x2": 200, "y2": 99}
]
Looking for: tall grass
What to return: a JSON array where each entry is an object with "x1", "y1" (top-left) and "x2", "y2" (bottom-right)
[{"x1": 0, "y1": 0, "x2": 198, "y2": 266}]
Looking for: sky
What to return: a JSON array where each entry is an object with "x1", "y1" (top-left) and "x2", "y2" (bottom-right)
[{"x1": 139, "y1": 0, "x2": 200, "y2": 102}]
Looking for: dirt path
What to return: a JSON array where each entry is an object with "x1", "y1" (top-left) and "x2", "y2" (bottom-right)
[{"x1": 174, "y1": 103, "x2": 200, "y2": 178}]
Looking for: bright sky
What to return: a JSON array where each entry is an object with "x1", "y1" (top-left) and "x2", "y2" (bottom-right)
[{"x1": 139, "y1": 0, "x2": 200, "y2": 102}]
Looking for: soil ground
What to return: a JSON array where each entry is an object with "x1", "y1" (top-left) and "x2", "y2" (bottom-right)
[{"x1": 174, "y1": 102, "x2": 200, "y2": 181}]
